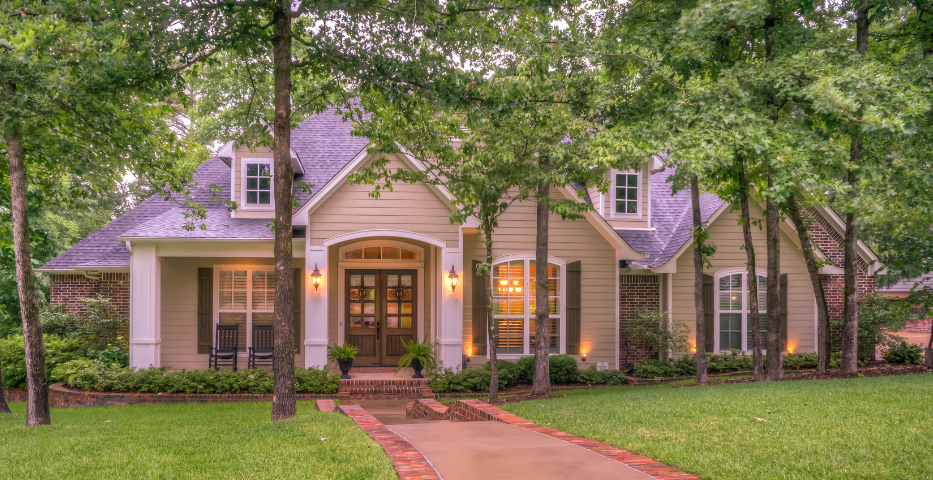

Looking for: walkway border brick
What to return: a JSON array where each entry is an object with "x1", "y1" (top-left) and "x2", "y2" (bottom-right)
[
  {"x1": 435, "y1": 399, "x2": 700, "y2": 480},
  {"x1": 336, "y1": 404, "x2": 441, "y2": 480},
  {"x1": 406, "y1": 398, "x2": 450, "y2": 420}
]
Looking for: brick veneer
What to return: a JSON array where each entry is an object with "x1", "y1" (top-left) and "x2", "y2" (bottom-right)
[
  {"x1": 905, "y1": 318, "x2": 932, "y2": 333},
  {"x1": 338, "y1": 379, "x2": 433, "y2": 400},
  {"x1": 430, "y1": 400, "x2": 701, "y2": 480},
  {"x1": 46, "y1": 383, "x2": 336, "y2": 407},
  {"x1": 405, "y1": 398, "x2": 450, "y2": 420},
  {"x1": 50, "y1": 273, "x2": 130, "y2": 316},
  {"x1": 336, "y1": 404, "x2": 441, "y2": 480},
  {"x1": 619, "y1": 274, "x2": 661, "y2": 365},
  {"x1": 4, "y1": 387, "x2": 27, "y2": 402}
]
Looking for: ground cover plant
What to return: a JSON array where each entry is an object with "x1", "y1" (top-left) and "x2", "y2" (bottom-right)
[
  {"x1": 0, "y1": 401, "x2": 395, "y2": 480},
  {"x1": 503, "y1": 374, "x2": 933, "y2": 479}
]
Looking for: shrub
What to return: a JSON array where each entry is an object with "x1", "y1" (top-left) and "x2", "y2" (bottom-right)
[
  {"x1": 782, "y1": 352, "x2": 819, "y2": 370},
  {"x1": 516, "y1": 355, "x2": 535, "y2": 383},
  {"x1": 832, "y1": 293, "x2": 909, "y2": 361},
  {"x1": 86, "y1": 338, "x2": 129, "y2": 367},
  {"x1": 706, "y1": 351, "x2": 753, "y2": 373},
  {"x1": 1, "y1": 334, "x2": 92, "y2": 388},
  {"x1": 633, "y1": 358, "x2": 695, "y2": 378},
  {"x1": 430, "y1": 367, "x2": 493, "y2": 393},
  {"x1": 74, "y1": 296, "x2": 128, "y2": 349},
  {"x1": 621, "y1": 310, "x2": 692, "y2": 366},
  {"x1": 39, "y1": 306, "x2": 81, "y2": 338},
  {"x1": 578, "y1": 366, "x2": 626, "y2": 386},
  {"x1": 516, "y1": 355, "x2": 580, "y2": 384},
  {"x1": 484, "y1": 360, "x2": 521, "y2": 388},
  {"x1": 66, "y1": 365, "x2": 339, "y2": 394},
  {"x1": 50, "y1": 358, "x2": 97, "y2": 384},
  {"x1": 883, "y1": 341, "x2": 924, "y2": 365}
]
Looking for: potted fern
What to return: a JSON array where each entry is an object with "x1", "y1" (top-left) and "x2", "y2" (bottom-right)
[
  {"x1": 327, "y1": 343, "x2": 360, "y2": 379},
  {"x1": 397, "y1": 336, "x2": 437, "y2": 378}
]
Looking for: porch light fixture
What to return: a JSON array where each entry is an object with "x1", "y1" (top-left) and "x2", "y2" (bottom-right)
[
  {"x1": 310, "y1": 264, "x2": 322, "y2": 291},
  {"x1": 448, "y1": 265, "x2": 459, "y2": 292},
  {"x1": 582, "y1": 352, "x2": 587, "y2": 362}
]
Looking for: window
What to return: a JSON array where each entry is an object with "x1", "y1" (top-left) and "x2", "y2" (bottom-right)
[
  {"x1": 716, "y1": 272, "x2": 767, "y2": 352},
  {"x1": 244, "y1": 161, "x2": 272, "y2": 205},
  {"x1": 491, "y1": 257, "x2": 563, "y2": 355},
  {"x1": 217, "y1": 268, "x2": 275, "y2": 352},
  {"x1": 611, "y1": 170, "x2": 641, "y2": 217},
  {"x1": 343, "y1": 245, "x2": 419, "y2": 260}
]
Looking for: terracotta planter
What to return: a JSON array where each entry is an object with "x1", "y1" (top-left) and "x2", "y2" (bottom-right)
[{"x1": 337, "y1": 358, "x2": 353, "y2": 379}]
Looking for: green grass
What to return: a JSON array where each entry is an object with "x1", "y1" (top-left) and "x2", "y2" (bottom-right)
[
  {"x1": 0, "y1": 401, "x2": 395, "y2": 479},
  {"x1": 503, "y1": 374, "x2": 933, "y2": 479}
]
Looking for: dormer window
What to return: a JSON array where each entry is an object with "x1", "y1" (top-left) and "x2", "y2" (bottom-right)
[
  {"x1": 611, "y1": 169, "x2": 642, "y2": 218},
  {"x1": 244, "y1": 160, "x2": 272, "y2": 206}
]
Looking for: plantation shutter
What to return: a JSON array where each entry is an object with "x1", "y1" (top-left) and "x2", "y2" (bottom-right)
[
  {"x1": 702, "y1": 273, "x2": 715, "y2": 353},
  {"x1": 566, "y1": 261, "x2": 582, "y2": 355},
  {"x1": 293, "y1": 268, "x2": 302, "y2": 352},
  {"x1": 780, "y1": 273, "x2": 788, "y2": 352},
  {"x1": 197, "y1": 268, "x2": 213, "y2": 354},
  {"x1": 471, "y1": 260, "x2": 488, "y2": 355}
]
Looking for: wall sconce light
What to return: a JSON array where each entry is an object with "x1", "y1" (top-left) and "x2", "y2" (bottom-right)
[
  {"x1": 581, "y1": 352, "x2": 587, "y2": 362},
  {"x1": 448, "y1": 265, "x2": 459, "y2": 292},
  {"x1": 310, "y1": 264, "x2": 322, "y2": 291}
]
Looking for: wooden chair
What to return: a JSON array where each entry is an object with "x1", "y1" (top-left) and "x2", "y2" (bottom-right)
[
  {"x1": 209, "y1": 324, "x2": 239, "y2": 371},
  {"x1": 248, "y1": 324, "x2": 274, "y2": 370}
]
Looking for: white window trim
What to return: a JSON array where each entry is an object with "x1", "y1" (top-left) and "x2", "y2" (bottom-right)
[
  {"x1": 213, "y1": 264, "x2": 276, "y2": 357},
  {"x1": 240, "y1": 158, "x2": 274, "y2": 209},
  {"x1": 713, "y1": 267, "x2": 768, "y2": 354},
  {"x1": 488, "y1": 254, "x2": 567, "y2": 359},
  {"x1": 338, "y1": 239, "x2": 425, "y2": 263},
  {"x1": 609, "y1": 168, "x2": 643, "y2": 219}
]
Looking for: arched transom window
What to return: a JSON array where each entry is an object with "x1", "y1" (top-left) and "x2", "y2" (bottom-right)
[
  {"x1": 340, "y1": 241, "x2": 422, "y2": 261},
  {"x1": 491, "y1": 257, "x2": 564, "y2": 355},
  {"x1": 716, "y1": 271, "x2": 768, "y2": 352}
]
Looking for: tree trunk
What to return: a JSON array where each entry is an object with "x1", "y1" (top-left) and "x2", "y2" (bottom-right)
[
  {"x1": 765, "y1": 175, "x2": 783, "y2": 381},
  {"x1": 690, "y1": 175, "x2": 709, "y2": 384},
  {"x1": 531, "y1": 179, "x2": 551, "y2": 396},
  {"x1": 736, "y1": 155, "x2": 763, "y2": 381},
  {"x1": 484, "y1": 220, "x2": 499, "y2": 402},
  {"x1": 840, "y1": 0, "x2": 870, "y2": 375},
  {"x1": 5, "y1": 122, "x2": 50, "y2": 425},
  {"x1": 926, "y1": 329, "x2": 932, "y2": 368},
  {"x1": 0, "y1": 344, "x2": 11, "y2": 413},
  {"x1": 270, "y1": 4, "x2": 296, "y2": 422},
  {"x1": 786, "y1": 194, "x2": 831, "y2": 373}
]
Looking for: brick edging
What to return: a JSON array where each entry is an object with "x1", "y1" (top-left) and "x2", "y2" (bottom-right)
[
  {"x1": 47, "y1": 383, "x2": 337, "y2": 408},
  {"x1": 445, "y1": 400, "x2": 700, "y2": 480},
  {"x1": 336, "y1": 404, "x2": 441, "y2": 480}
]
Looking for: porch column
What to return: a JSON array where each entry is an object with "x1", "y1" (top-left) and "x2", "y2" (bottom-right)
[
  {"x1": 305, "y1": 245, "x2": 328, "y2": 368},
  {"x1": 438, "y1": 246, "x2": 464, "y2": 370},
  {"x1": 129, "y1": 242, "x2": 160, "y2": 368}
]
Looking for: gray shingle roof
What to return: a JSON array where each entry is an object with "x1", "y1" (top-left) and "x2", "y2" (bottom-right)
[
  {"x1": 616, "y1": 168, "x2": 725, "y2": 267},
  {"x1": 40, "y1": 107, "x2": 366, "y2": 271}
]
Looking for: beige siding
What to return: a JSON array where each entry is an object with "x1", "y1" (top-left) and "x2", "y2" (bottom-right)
[
  {"x1": 462, "y1": 191, "x2": 618, "y2": 367},
  {"x1": 671, "y1": 201, "x2": 816, "y2": 353},
  {"x1": 160, "y1": 257, "x2": 305, "y2": 371},
  {"x1": 603, "y1": 161, "x2": 651, "y2": 230},
  {"x1": 308, "y1": 155, "x2": 460, "y2": 247}
]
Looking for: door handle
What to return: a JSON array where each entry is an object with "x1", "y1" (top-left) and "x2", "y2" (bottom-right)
[{"x1": 376, "y1": 321, "x2": 381, "y2": 340}]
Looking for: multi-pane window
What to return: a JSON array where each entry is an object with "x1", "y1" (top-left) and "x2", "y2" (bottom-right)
[
  {"x1": 491, "y1": 258, "x2": 562, "y2": 355},
  {"x1": 218, "y1": 269, "x2": 275, "y2": 352},
  {"x1": 344, "y1": 245, "x2": 419, "y2": 260},
  {"x1": 245, "y1": 162, "x2": 272, "y2": 205},
  {"x1": 614, "y1": 172, "x2": 639, "y2": 214},
  {"x1": 717, "y1": 273, "x2": 767, "y2": 352}
]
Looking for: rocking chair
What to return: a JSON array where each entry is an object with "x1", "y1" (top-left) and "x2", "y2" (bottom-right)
[
  {"x1": 248, "y1": 324, "x2": 274, "y2": 370},
  {"x1": 209, "y1": 324, "x2": 239, "y2": 371}
]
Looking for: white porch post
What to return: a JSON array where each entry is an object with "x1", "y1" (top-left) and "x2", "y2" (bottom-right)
[
  {"x1": 305, "y1": 245, "x2": 328, "y2": 368},
  {"x1": 438, "y1": 247, "x2": 464, "y2": 370},
  {"x1": 129, "y1": 242, "x2": 161, "y2": 368}
]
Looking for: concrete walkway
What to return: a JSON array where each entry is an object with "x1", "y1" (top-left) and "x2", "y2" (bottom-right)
[{"x1": 352, "y1": 399, "x2": 653, "y2": 480}]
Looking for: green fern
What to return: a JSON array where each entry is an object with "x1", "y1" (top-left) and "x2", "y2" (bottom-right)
[
  {"x1": 327, "y1": 343, "x2": 360, "y2": 361},
  {"x1": 396, "y1": 336, "x2": 438, "y2": 373}
]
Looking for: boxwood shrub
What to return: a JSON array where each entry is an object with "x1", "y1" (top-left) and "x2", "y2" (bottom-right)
[{"x1": 61, "y1": 363, "x2": 339, "y2": 394}]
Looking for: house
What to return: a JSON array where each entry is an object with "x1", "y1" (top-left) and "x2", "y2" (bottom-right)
[{"x1": 37, "y1": 107, "x2": 883, "y2": 371}]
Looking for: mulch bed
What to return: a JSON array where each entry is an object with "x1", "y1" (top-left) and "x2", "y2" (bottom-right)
[{"x1": 675, "y1": 364, "x2": 933, "y2": 387}]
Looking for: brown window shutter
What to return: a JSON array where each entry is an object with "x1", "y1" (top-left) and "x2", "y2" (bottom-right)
[
  {"x1": 293, "y1": 268, "x2": 302, "y2": 353},
  {"x1": 197, "y1": 268, "x2": 213, "y2": 354},
  {"x1": 471, "y1": 260, "x2": 488, "y2": 355},
  {"x1": 702, "y1": 273, "x2": 714, "y2": 352},
  {"x1": 566, "y1": 261, "x2": 582, "y2": 355},
  {"x1": 780, "y1": 273, "x2": 788, "y2": 352}
]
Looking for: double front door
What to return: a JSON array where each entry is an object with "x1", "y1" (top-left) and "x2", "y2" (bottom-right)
[{"x1": 345, "y1": 270, "x2": 417, "y2": 366}]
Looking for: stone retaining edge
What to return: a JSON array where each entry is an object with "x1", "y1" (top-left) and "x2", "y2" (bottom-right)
[{"x1": 336, "y1": 404, "x2": 441, "y2": 480}]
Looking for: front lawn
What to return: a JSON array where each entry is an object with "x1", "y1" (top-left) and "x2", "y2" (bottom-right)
[
  {"x1": 0, "y1": 401, "x2": 396, "y2": 480},
  {"x1": 503, "y1": 374, "x2": 933, "y2": 479}
]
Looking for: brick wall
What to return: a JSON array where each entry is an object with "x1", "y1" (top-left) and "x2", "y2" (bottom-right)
[
  {"x1": 50, "y1": 273, "x2": 130, "y2": 317},
  {"x1": 805, "y1": 209, "x2": 876, "y2": 348},
  {"x1": 619, "y1": 274, "x2": 661, "y2": 366}
]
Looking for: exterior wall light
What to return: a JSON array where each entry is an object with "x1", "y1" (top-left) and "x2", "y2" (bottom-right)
[
  {"x1": 310, "y1": 264, "x2": 322, "y2": 291},
  {"x1": 448, "y1": 265, "x2": 459, "y2": 292},
  {"x1": 581, "y1": 352, "x2": 587, "y2": 362}
]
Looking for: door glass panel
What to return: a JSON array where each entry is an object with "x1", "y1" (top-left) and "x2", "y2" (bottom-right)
[
  {"x1": 387, "y1": 316, "x2": 399, "y2": 328},
  {"x1": 363, "y1": 317, "x2": 374, "y2": 327},
  {"x1": 363, "y1": 275, "x2": 375, "y2": 287},
  {"x1": 401, "y1": 317, "x2": 412, "y2": 328},
  {"x1": 401, "y1": 303, "x2": 412, "y2": 314},
  {"x1": 350, "y1": 316, "x2": 362, "y2": 327},
  {"x1": 387, "y1": 303, "x2": 399, "y2": 315},
  {"x1": 401, "y1": 275, "x2": 412, "y2": 287},
  {"x1": 350, "y1": 303, "x2": 362, "y2": 315},
  {"x1": 387, "y1": 275, "x2": 398, "y2": 287}
]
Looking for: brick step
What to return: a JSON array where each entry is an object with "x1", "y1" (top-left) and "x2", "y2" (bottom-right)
[{"x1": 338, "y1": 378, "x2": 433, "y2": 400}]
